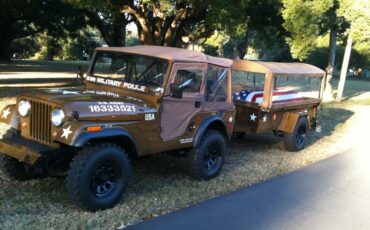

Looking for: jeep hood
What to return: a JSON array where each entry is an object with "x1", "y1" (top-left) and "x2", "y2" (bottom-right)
[{"x1": 20, "y1": 89, "x2": 157, "y2": 121}]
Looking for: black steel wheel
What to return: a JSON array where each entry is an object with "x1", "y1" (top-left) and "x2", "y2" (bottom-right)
[
  {"x1": 66, "y1": 143, "x2": 130, "y2": 211},
  {"x1": 284, "y1": 117, "x2": 309, "y2": 152},
  {"x1": 91, "y1": 161, "x2": 120, "y2": 198},
  {"x1": 203, "y1": 143, "x2": 222, "y2": 172},
  {"x1": 187, "y1": 130, "x2": 226, "y2": 180}
]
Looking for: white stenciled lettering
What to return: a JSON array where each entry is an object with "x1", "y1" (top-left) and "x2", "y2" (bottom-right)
[
  {"x1": 86, "y1": 76, "x2": 96, "y2": 82},
  {"x1": 123, "y1": 82, "x2": 146, "y2": 92},
  {"x1": 96, "y1": 77, "x2": 122, "y2": 87},
  {"x1": 180, "y1": 138, "x2": 194, "y2": 144},
  {"x1": 88, "y1": 104, "x2": 136, "y2": 113},
  {"x1": 145, "y1": 113, "x2": 155, "y2": 121}
]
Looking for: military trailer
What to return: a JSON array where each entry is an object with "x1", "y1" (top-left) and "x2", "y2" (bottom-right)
[
  {"x1": 231, "y1": 60, "x2": 325, "y2": 151},
  {"x1": 0, "y1": 46, "x2": 325, "y2": 211}
]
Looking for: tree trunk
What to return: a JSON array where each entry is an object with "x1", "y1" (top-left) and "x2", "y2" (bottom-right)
[
  {"x1": 108, "y1": 22, "x2": 127, "y2": 47},
  {"x1": 84, "y1": 11, "x2": 128, "y2": 47},
  {"x1": 336, "y1": 36, "x2": 352, "y2": 102},
  {"x1": 0, "y1": 36, "x2": 13, "y2": 60},
  {"x1": 237, "y1": 30, "x2": 249, "y2": 59},
  {"x1": 323, "y1": 27, "x2": 337, "y2": 101}
]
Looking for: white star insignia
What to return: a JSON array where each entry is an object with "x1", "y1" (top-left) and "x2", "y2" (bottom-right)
[
  {"x1": 262, "y1": 115, "x2": 267, "y2": 123},
  {"x1": 1, "y1": 108, "x2": 11, "y2": 119},
  {"x1": 61, "y1": 126, "x2": 73, "y2": 140},
  {"x1": 250, "y1": 113, "x2": 257, "y2": 122}
]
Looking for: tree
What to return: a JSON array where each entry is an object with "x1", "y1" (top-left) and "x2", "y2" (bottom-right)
[
  {"x1": 0, "y1": 0, "x2": 85, "y2": 60},
  {"x1": 120, "y1": 0, "x2": 245, "y2": 47},
  {"x1": 237, "y1": 0, "x2": 286, "y2": 59},
  {"x1": 67, "y1": 0, "x2": 132, "y2": 47},
  {"x1": 282, "y1": 0, "x2": 345, "y2": 100},
  {"x1": 336, "y1": 0, "x2": 370, "y2": 102},
  {"x1": 216, "y1": 0, "x2": 286, "y2": 59}
]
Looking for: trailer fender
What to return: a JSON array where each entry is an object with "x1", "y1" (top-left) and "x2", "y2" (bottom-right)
[{"x1": 278, "y1": 112, "x2": 309, "y2": 134}]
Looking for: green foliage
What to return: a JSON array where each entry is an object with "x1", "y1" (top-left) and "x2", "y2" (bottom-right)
[
  {"x1": 202, "y1": 45, "x2": 219, "y2": 56},
  {"x1": 223, "y1": 0, "x2": 287, "y2": 59},
  {"x1": 337, "y1": 0, "x2": 370, "y2": 43},
  {"x1": 67, "y1": 0, "x2": 129, "y2": 46},
  {"x1": 32, "y1": 30, "x2": 101, "y2": 61},
  {"x1": 307, "y1": 45, "x2": 370, "y2": 71},
  {"x1": 126, "y1": 36, "x2": 141, "y2": 47},
  {"x1": 0, "y1": 0, "x2": 86, "y2": 60},
  {"x1": 282, "y1": 0, "x2": 335, "y2": 60},
  {"x1": 10, "y1": 38, "x2": 40, "y2": 59}
]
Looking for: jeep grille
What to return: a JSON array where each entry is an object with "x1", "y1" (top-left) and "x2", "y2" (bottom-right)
[{"x1": 29, "y1": 100, "x2": 52, "y2": 144}]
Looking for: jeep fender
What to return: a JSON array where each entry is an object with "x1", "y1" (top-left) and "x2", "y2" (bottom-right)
[
  {"x1": 0, "y1": 105, "x2": 19, "y2": 129},
  {"x1": 72, "y1": 128, "x2": 138, "y2": 155},
  {"x1": 193, "y1": 115, "x2": 227, "y2": 147}
]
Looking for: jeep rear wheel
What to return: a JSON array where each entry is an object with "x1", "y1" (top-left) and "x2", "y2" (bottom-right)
[
  {"x1": 0, "y1": 156, "x2": 42, "y2": 181},
  {"x1": 284, "y1": 117, "x2": 309, "y2": 152},
  {"x1": 66, "y1": 143, "x2": 130, "y2": 211},
  {"x1": 187, "y1": 130, "x2": 226, "y2": 180}
]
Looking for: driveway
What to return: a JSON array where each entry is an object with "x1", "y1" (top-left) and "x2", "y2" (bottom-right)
[{"x1": 128, "y1": 144, "x2": 370, "y2": 230}]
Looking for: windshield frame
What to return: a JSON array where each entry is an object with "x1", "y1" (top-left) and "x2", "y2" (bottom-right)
[{"x1": 87, "y1": 50, "x2": 171, "y2": 95}]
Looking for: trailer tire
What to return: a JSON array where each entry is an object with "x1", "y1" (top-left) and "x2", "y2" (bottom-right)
[
  {"x1": 284, "y1": 117, "x2": 308, "y2": 152},
  {"x1": 66, "y1": 143, "x2": 130, "y2": 211},
  {"x1": 187, "y1": 130, "x2": 226, "y2": 180}
]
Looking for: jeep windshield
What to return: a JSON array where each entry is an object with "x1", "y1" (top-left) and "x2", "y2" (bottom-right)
[{"x1": 91, "y1": 51, "x2": 169, "y2": 94}]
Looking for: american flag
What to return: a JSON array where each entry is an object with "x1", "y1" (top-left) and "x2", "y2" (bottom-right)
[{"x1": 233, "y1": 90, "x2": 304, "y2": 104}]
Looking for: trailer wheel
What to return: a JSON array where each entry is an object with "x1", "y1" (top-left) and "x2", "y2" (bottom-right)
[
  {"x1": 66, "y1": 143, "x2": 130, "y2": 211},
  {"x1": 187, "y1": 130, "x2": 226, "y2": 180},
  {"x1": 0, "y1": 156, "x2": 41, "y2": 181},
  {"x1": 284, "y1": 117, "x2": 309, "y2": 152}
]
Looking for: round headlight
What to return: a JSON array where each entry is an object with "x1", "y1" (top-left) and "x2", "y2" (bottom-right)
[
  {"x1": 51, "y1": 108, "x2": 65, "y2": 127},
  {"x1": 18, "y1": 100, "x2": 31, "y2": 117}
]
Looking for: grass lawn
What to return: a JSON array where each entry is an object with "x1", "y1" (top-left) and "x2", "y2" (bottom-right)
[{"x1": 0, "y1": 66, "x2": 369, "y2": 229}]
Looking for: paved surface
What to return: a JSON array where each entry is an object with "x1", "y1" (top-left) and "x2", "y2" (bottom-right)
[{"x1": 129, "y1": 145, "x2": 370, "y2": 230}]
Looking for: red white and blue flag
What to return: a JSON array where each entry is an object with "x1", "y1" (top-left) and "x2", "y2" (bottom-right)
[{"x1": 233, "y1": 90, "x2": 304, "y2": 104}]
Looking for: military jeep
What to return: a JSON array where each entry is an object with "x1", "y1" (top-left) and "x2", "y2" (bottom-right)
[
  {"x1": 0, "y1": 46, "x2": 235, "y2": 211},
  {"x1": 0, "y1": 46, "x2": 325, "y2": 211}
]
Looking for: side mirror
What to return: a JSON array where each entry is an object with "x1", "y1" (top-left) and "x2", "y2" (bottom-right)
[{"x1": 170, "y1": 83, "x2": 183, "y2": 98}]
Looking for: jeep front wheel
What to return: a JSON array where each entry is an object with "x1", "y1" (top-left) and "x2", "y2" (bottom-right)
[
  {"x1": 66, "y1": 143, "x2": 130, "y2": 211},
  {"x1": 187, "y1": 130, "x2": 226, "y2": 180}
]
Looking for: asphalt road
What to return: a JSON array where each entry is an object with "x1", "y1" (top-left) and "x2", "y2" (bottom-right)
[{"x1": 128, "y1": 145, "x2": 370, "y2": 230}]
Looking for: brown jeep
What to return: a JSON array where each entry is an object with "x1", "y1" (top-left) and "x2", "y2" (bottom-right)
[
  {"x1": 0, "y1": 46, "x2": 235, "y2": 211},
  {"x1": 0, "y1": 46, "x2": 325, "y2": 211}
]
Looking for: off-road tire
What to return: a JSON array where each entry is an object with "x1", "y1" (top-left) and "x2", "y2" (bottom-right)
[
  {"x1": 187, "y1": 130, "x2": 226, "y2": 180},
  {"x1": 66, "y1": 143, "x2": 130, "y2": 211},
  {"x1": 284, "y1": 117, "x2": 309, "y2": 152},
  {"x1": 0, "y1": 155, "x2": 41, "y2": 181}
]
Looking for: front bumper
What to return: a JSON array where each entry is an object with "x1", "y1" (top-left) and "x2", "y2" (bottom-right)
[{"x1": 0, "y1": 135, "x2": 55, "y2": 165}]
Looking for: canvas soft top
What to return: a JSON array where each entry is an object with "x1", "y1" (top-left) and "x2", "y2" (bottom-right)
[
  {"x1": 232, "y1": 60, "x2": 326, "y2": 77},
  {"x1": 96, "y1": 45, "x2": 233, "y2": 68}
]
